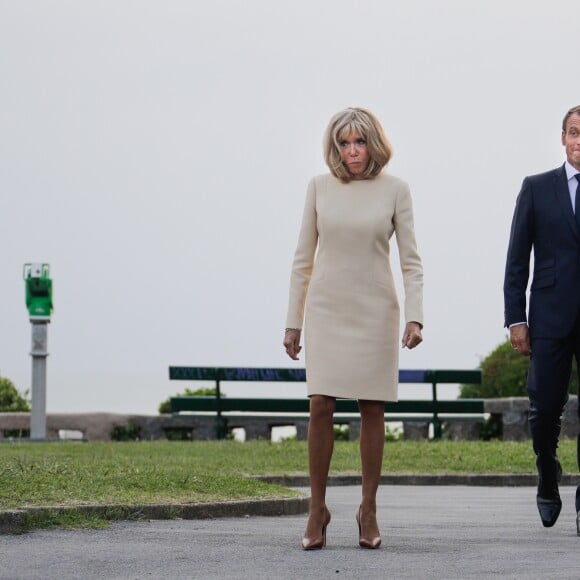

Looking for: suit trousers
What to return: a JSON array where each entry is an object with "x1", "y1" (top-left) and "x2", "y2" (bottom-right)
[{"x1": 527, "y1": 315, "x2": 580, "y2": 508}]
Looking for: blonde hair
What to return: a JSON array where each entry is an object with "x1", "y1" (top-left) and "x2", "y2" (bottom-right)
[{"x1": 323, "y1": 107, "x2": 392, "y2": 183}]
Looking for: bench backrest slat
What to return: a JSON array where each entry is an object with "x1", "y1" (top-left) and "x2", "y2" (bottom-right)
[
  {"x1": 170, "y1": 397, "x2": 485, "y2": 414},
  {"x1": 169, "y1": 367, "x2": 482, "y2": 384}
]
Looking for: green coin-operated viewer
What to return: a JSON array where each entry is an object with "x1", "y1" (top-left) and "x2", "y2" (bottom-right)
[
  {"x1": 24, "y1": 263, "x2": 53, "y2": 320},
  {"x1": 23, "y1": 263, "x2": 53, "y2": 440}
]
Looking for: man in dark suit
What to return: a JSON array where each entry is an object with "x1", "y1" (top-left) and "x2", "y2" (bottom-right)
[{"x1": 504, "y1": 105, "x2": 580, "y2": 531}]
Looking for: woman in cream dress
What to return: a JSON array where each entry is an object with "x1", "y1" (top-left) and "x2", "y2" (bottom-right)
[{"x1": 284, "y1": 108, "x2": 423, "y2": 550}]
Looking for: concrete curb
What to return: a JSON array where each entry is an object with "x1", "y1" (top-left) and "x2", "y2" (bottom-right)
[
  {"x1": 4, "y1": 473, "x2": 580, "y2": 535},
  {"x1": 0, "y1": 496, "x2": 310, "y2": 535},
  {"x1": 258, "y1": 473, "x2": 580, "y2": 487}
]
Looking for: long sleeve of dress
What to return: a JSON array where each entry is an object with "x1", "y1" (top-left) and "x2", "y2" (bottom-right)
[
  {"x1": 285, "y1": 178, "x2": 318, "y2": 329},
  {"x1": 394, "y1": 183, "x2": 424, "y2": 326}
]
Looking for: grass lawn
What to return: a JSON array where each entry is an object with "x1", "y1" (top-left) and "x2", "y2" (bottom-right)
[{"x1": 0, "y1": 439, "x2": 576, "y2": 531}]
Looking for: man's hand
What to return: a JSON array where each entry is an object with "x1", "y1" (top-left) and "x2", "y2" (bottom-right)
[
  {"x1": 402, "y1": 321, "x2": 423, "y2": 349},
  {"x1": 283, "y1": 329, "x2": 302, "y2": 360},
  {"x1": 510, "y1": 324, "x2": 531, "y2": 356}
]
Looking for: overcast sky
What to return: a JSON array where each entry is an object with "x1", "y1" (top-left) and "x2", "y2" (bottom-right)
[{"x1": 1, "y1": 1, "x2": 579, "y2": 415}]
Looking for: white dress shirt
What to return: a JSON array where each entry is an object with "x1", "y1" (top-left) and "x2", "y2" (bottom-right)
[{"x1": 565, "y1": 160, "x2": 580, "y2": 213}]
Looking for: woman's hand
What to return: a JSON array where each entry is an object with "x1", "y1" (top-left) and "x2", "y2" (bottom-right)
[
  {"x1": 283, "y1": 329, "x2": 302, "y2": 360},
  {"x1": 402, "y1": 321, "x2": 423, "y2": 349}
]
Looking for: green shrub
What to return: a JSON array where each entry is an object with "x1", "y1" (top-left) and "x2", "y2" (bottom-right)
[
  {"x1": 333, "y1": 424, "x2": 349, "y2": 441},
  {"x1": 0, "y1": 376, "x2": 30, "y2": 412},
  {"x1": 3, "y1": 429, "x2": 30, "y2": 439},
  {"x1": 385, "y1": 424, "x2": 403, "y2": 442},
  {"x1": 158, "y1": 387, "x2": 223, "y2": 414},
  {"x1": 164, "y1": 428, "x2": 193, "y2": 441},
  {"x1": 459, "y1": 338, "x2": 578, "y2": 399},
  {"x1": 110, "y1": 423, "x2": 141, "y2": 441},
  {"x1": 479, "y1": 415, "x2": 503, "y2": 441},
  {"x1": 277, "y1": 433, "x2": 297, "y2": 442}
]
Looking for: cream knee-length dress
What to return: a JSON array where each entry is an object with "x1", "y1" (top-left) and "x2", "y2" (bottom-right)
[{"x1": 285, "y1": 172, "x2": 423, "y2": 402}]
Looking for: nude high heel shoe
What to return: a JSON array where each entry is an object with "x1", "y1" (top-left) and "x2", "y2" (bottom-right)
[
  {"x1": 302, "y1": 507, "x2": 331, "y2": 550},
  {"x1": 356, "y1": 506, "x2": 381, "y2": 549}
]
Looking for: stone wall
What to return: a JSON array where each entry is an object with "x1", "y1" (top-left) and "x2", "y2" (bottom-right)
[
  {"x1": 403, "y1": 396, "x2": 579, "y2": 441},
  {"x1": 1, "y1": 396, "x2": 578, "y2": 441},
  {"x1": 0, "y1": 412, "x2": 174, "y2": 441},
  {"x1": 484, "y1": 396, "x2": 579, "y2": 440},
  {"x1": 0, "y1": 413, "x2": 310, "y2": 442}
]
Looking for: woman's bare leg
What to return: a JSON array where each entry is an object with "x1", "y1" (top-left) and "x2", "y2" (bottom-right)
[
  {"x1": 304, "y1": 395, "x2": 336, "y2": 541},
  {"x1": 358, "y1": 399, "x2": 385, "y2": 541}
]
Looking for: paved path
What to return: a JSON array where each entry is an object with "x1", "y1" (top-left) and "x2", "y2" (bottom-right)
[{"x1": 2, "y1": 485, "x2": 580, "y2": 579}]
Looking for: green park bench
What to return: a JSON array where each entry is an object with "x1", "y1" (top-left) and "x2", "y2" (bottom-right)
[{"x1": 168, "y1": 367, "x2": 483, "y2": 440}]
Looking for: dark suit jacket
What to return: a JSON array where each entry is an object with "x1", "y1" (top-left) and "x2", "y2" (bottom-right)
[{"x1": 504, "y1": 164, "x2": 580, "y2": 338}]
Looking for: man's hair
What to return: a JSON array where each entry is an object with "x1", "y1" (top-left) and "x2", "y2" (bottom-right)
[
  {"x1": 562, "y1": 105, "x2": 580, "y2": 132},
  {"x1": 323, "y1": 107, "x2": 392, "y2": 183}
]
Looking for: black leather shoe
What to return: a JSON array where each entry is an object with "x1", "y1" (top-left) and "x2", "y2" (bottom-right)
[
  {"x1": 536, "y1": 494, "x2": 562, "y2": 527},
  {"x1": 576, "y1": 511, "x2": 580, "y2": 536},
  {"x1": 535, "y1": 457, "x2": 562, "y2": 527}
]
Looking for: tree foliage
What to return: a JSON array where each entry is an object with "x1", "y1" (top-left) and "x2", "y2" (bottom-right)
[
  {"x1": 0, "y1": 376, "x2": 31, "y2": 412},
  {"x1": 460, "y1": 338, "x2": 578, "y2": 398},
  {"x1": 158, "y1": 387, "x2": 222, "y2": 414}
]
